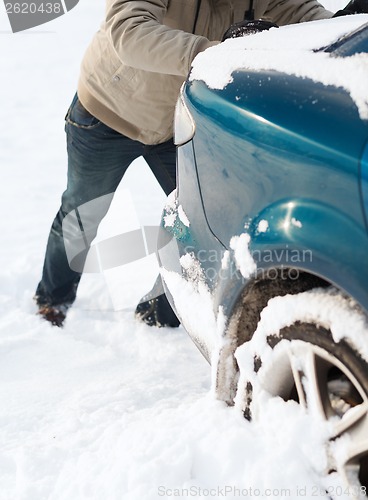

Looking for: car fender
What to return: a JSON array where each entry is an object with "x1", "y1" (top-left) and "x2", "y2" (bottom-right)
[{"x1": 214, "y1": 198, "x2": 368, "y2": 320}]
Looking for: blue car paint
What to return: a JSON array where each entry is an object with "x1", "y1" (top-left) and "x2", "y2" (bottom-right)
[
  {"x1": 161, "y1": 24, "x2": 368, "y2": 329},
  {"x1": 361, "y1": 142, "x2": 368, "y2": 232},
  {"x1": 159, "y1": 141, "x2": 226, "y2": 292},
  {"x1": 178, "y1": 72, "x2": 368, "y2": 315}
]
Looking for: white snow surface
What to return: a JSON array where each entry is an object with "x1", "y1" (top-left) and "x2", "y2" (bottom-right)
[
  {"x1": 230, "y1": 233, "x2": 257, "y2": 278},
  {"x1": 178, "y1": 205, "x2": 190, "y2": 227},
  {"x1": 257, "y1": 220, "x2": 269, "y2": 233},
  {"x1": 0, "y1": 1, "x2": 364, "y2": 499},
  {"x1": 190, "y1": 15, "x2": 368, "y2": 119}
]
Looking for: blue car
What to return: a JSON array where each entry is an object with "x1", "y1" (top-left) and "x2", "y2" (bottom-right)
[{"x1": 158, "y1": 18, "x2": 368, "y2": 495}]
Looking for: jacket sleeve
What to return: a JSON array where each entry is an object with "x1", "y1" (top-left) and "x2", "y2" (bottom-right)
[
  {"x1": 263, "y1": 0, "x2": 333, "y2": 25},
  {"x1": 105, "y1": 0, "x2": 217, "y2": 76}
]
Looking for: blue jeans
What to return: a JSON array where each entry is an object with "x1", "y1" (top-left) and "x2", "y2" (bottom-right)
[{"x1": 35, "y1": 94, "x2": 176, "y2": 306}]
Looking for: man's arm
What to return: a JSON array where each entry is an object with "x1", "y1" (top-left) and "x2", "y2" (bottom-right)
[
  {"x1": 105, "y1": 0, "x2": 217, "y2": 76},
  {"x1": 262, "y1": 0, "x2": 333, "y2": 26}
]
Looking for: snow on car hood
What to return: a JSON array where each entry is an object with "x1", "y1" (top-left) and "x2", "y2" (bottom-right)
[{"x1": 190, "y1": 15, "x2": 368, "y2": 119}]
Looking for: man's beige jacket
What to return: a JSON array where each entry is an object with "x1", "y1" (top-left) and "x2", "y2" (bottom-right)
[{"x1": 77, "y1": 0, "x2": 332, "y2": 145}]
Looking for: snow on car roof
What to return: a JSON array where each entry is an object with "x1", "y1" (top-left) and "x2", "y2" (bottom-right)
[{"x1": 190, "y1": 15, "x2": 368, "y2": 119}]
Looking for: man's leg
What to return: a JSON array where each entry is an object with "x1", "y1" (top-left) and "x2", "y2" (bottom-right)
[
  {"x1": 35, "y1": 94, "x2": 145, "y2": 324},
  {"x1": 143, "y1": 139, "x2": 177, "y2": 196},
  {"x1": 134, "y1": 139, "x2": 180, "y2": 328}
]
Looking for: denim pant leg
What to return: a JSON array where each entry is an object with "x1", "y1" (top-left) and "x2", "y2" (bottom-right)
[
  {"x1": 143, "y1": 139, "x2": 177, "y2": 196},
  {"x1": 139, "y1": 140, "x2": 177, "y2": 300},
  {"x1": 36, "y1": 94, "x2": 145, "y2": 306}
]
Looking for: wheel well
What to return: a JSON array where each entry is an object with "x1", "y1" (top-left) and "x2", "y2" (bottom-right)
[
  {"x1": 233, "y1": 269, "x2": 330, "y2": 348},
  {"x1": 215, "y1": 269, "x2": 330, "y2": 404}
]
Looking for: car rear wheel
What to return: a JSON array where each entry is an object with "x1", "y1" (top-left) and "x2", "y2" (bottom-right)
[{"x1": 236, "y1": 289, "x2": 368, "y2": 499}]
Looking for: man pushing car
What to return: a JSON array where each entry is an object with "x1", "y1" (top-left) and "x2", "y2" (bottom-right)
[{"x1": 34, "y1": 0, "x2": 367, "y2": 327}]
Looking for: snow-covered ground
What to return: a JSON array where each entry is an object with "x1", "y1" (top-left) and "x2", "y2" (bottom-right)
[{"x1": 0, "y1": 1, "x2": 362, "y2": 499}]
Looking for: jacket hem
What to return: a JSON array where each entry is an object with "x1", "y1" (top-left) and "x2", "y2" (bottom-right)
[{"x1": 77, "y1": 82, "x2": 173, "y2": 145}]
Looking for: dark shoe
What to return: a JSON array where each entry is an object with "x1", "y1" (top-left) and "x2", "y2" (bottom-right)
[
  {"x1": 34, "y1": 285, "x2": 73, "y2": 327},
  {"x1": 36, "y1": 303, "x2": 68, "y2": 327},
  {"x1": 135, "y1": 293, "x2": 180, "y2": 328}
]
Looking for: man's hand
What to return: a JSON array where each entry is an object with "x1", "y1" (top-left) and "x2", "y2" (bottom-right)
[
  {"x1": 222, "y1": 19, "x2": 279, "y2": 42},
  {"x1": 333, "y1": 0, "x2": 368, "y2": 17}
]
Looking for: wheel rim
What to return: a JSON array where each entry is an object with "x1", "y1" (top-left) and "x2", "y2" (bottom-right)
[{"x1": 258, "y1": 339, "x2": 368, "y2": 497}]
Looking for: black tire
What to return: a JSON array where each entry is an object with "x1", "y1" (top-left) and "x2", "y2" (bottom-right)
[{"x1": 236, "y1": 289, "x2": 368, "y2": 498}]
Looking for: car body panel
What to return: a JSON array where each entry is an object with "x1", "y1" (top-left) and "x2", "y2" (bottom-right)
[
  {"x1": 188, "y1": 73, "x2": 368, "y2": 244},
  {"x1": 182, "y1": 74, "x2": 368, "y2": 316},
  {"x1": 159, "y1": 21, "x2": 368, "y2": 373},
  {"x1": 361, "y1": 141, "x2": 368, "y2": 232}
]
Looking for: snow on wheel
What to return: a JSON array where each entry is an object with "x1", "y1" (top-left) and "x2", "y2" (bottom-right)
[{"x1": 235, "y1": 288, "x2": 368, "y2": 499}]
